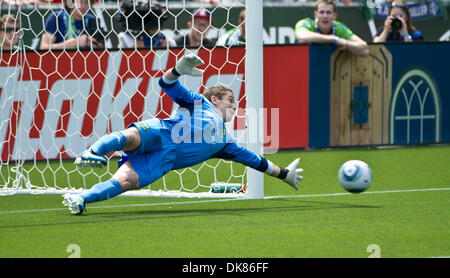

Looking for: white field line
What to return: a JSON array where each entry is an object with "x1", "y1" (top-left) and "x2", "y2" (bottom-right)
[
  {"x1": 0, "y1": 187, "x2": 449, "y2": 215},
  {"x1": 264, "y1": 187, "x2": 450, "y2": 199}
]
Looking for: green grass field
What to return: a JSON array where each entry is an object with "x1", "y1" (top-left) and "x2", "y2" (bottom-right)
[{"x1": 0, "y1": 145, "x2": 449, "y2": 258}]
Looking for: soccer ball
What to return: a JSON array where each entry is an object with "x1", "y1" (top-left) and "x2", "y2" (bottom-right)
[{"x1": 338, "y1": 160, "x2": 372, "y2": 193}]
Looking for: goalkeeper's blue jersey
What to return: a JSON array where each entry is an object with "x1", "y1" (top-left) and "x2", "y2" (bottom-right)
[{"x1": 158, "y1": 78, "x2": 268, "y2": 172}]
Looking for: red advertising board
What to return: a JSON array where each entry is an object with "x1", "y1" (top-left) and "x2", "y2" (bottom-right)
[
  {"x1": 0, "y1": 46, "x2": 309, "y2": 161},
  {"x1": 264, "y1": 45, "x2": 309, "y2": 150}
]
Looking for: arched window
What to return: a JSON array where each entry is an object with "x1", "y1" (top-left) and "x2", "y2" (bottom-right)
[{"x1": 390, "y1": 69, "x2": 441, "y2": 144}]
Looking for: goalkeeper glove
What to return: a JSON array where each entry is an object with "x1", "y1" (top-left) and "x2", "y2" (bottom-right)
[
  {"x1": 281, "y1": 158, "x2": 303, "y2": 191},
  {"x1": 173, "y1": 53, "x2": 205, "y2": 77}
]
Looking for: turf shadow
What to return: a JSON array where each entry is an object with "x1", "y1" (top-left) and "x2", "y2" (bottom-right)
[{"x1": 0, "y1": 198, "x2": 379, "y2": 229}]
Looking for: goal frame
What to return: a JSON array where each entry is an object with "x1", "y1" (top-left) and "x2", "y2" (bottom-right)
[{"x1": 0, "y1": 1, "x2": 264, "y2": 199}]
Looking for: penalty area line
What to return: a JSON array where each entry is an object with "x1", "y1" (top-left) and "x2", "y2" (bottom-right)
[{"x1": 0, "y1": 187, "x2": 449, "y2": 215}]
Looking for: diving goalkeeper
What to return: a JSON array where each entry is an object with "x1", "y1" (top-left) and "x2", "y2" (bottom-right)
[{"x1": 63, "y1": 54, "x2": 303, "y2": 215}]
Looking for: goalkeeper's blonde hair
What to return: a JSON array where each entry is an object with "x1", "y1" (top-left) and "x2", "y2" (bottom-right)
[{"x1": 203, "y1": 86, "x2": 233, "y2": 102}]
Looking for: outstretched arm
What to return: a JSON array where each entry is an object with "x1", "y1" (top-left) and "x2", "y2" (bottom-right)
[
  {"x1": 164, "y1": 67, "x2": 179, "y2": 81},
  {"x1": 265, "y1": 158, "x2": 304, "y2": 191},
  {"x1": 214, "y1": 143, "x2": 304, "y2": 191},
  {"x1": 159, "y1": 54, "x2": 206, "y2": 106}
]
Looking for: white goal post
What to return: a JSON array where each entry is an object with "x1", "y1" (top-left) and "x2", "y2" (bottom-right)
[
  {"x1": 245, "y1": 0, "x2": 264, "y2": 199},
  {"x1": 0, "y1": 0, "x2": 264, "y2": 199}
]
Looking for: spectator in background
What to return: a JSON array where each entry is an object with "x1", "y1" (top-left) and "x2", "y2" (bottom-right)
[
  {"x1": 192, "y1": 0, "x2": 220, "y2": 7},
  {"x1": 341, "y1": 0, "x2": 352, "y2": 7},
  {"x1": 373, "y1": 0, "x2": 424, "y2": 42},
  {"x1": 164, "y1": 0, "x2": 219, "y2": 5},
  {"x1": 174, "y1": 8, "x2": 214, "y2": 48},
  {"x1": 217, "y1": 8, "x2": 245, "y2": 46},
  {"x1": 40, "y1": 0, "x2": 105, "y2": 50},
  {"x1": 0, "y1": 14, "x2": 21, "y2": 51},
  {"x1": 294, "y1": 0, "x2": 368, "y2": 57},
  {"x1": 1, "y1": 0, "x2": 51, "y2": 8},
  {"x1": 117, "y1": 0, "x2": 176, "y2": 49}
]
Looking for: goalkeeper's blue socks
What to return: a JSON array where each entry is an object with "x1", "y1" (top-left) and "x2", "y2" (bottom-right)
[
  {"x1": 89, "y1": 131, "x2": 127, "y2": 156},
  {"x1": 80, "y1": 178, "x2": 123, "y2": 204}
]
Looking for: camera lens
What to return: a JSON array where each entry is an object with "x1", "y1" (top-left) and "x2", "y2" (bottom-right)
[{"x1": 391, "y1": 17, "x2": 402, "y2": 31}]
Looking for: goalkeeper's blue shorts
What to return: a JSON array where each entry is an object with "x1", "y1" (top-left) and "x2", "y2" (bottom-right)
[{"x1": 122, "y1": 118, "x2": 177, "y2": 188}]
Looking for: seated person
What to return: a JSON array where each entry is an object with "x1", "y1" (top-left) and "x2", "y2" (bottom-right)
[
  {"x1": 217, "y1": 8, "x2": 245, "y2": 46},
  {"x1": 174, "y1": 8, "x2": 214, "y2": 48},
  {"x1": 117, "y1": 0, "x2": 176, "y2": 49},
  {"x1": 40, "y1": 0, "x2": 105, "y2": 50},
  {"x1": 0, "y1": 14, "x2": 21, "y2": 51}
]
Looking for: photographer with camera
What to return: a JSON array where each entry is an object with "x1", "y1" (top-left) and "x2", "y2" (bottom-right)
[
  {"x1": 373, "y1": 0, "x2": 424, "y2": 42},
  {"x1": 40, "y1": 0, "x2": 106, "y2": 50},
  {"x1": 117, "y1": 0, "x2": 176, "y2": 49}
]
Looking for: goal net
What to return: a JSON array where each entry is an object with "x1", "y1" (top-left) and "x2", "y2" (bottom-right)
[{"x1": 0, "y1": 0, "x2": 264, "y2": 198}]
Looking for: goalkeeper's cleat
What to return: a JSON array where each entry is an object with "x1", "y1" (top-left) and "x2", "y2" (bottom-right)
[
  {"x1": 62, "y1": 194, "x2": 86, "y2": 215},
  {"x1": 74, "y1": 150, "x2": 107, "y2": 168}
]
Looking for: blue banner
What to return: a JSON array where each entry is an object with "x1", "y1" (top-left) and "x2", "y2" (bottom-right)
[{"x1": 374, "y1": 0, "x2": 445, "y2": 20}]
